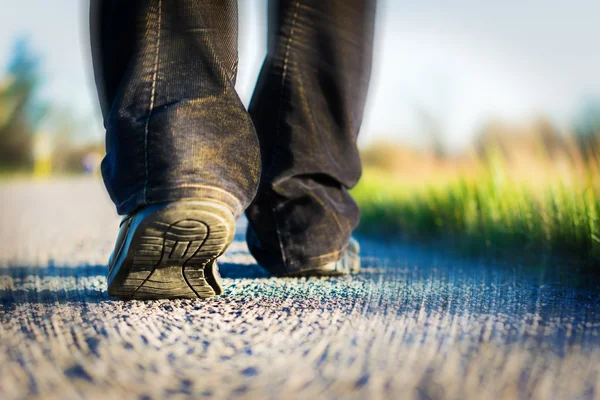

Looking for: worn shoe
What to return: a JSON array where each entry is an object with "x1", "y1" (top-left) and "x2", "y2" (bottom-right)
[
  {"x1": 107, "y1": 201, "x2": 235, "y2": 299},
  {"x1": 246, "y1": 225, "x2": 361, "y2": 277},
  {"x1": 284, "y1": 237, "x2": 361, "y2": 277}
]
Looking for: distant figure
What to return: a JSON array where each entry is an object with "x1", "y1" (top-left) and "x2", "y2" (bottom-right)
[
  {"x1": 82, "y1": 151, "x2": 102, "y2": 175},
  {"x1": 90, "y1": 1, "x2": 376, "y2": 299}
]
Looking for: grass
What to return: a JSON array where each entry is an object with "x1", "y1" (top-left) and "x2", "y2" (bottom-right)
[{"x1": 352, "y1": 155, "x2": 600, "y2": 266}]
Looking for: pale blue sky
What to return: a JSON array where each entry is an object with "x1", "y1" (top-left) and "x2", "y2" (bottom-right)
[{"x1": 1, "y1": 0, "x2": 599, "y2": 150}]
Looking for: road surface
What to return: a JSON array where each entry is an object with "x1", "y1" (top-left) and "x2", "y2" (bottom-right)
[{"x1": 1, "y1": 179, "x2": 600, "y2": 400}]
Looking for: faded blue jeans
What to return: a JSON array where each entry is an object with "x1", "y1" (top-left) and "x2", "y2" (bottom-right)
[{"x1": 90, "y1": 0, "x2": 376, "y2": 275}]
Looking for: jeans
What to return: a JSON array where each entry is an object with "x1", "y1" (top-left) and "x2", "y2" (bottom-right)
[{"x1": 90, "y1": 0, "x2": 376, "y2": 275}]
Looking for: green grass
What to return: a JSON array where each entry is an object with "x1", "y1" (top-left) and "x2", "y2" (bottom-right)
[{"x1": 352, "y1": 163, "x2": 600, "y2": 265}]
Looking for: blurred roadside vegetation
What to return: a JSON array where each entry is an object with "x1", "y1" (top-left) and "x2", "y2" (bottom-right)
[
  {"x1": 1, "y1": 38, "x2": 599, "y2": 265},
  {"x1": 0, "y1": 39, "x2": 102, "y2": 177},
  {"x1": 355, "y1": 116, "x2": 600, "y2": 266}
]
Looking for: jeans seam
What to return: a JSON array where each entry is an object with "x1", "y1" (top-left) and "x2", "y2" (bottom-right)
[
  {"x1": 271, "y1": 204, "x2": 288, "y2": 269},
  {"x1": 269, "y1": 1, "x2": 300, "y2": 272},
  {"x1": 143, "y1": 0, "x2": 162, "y2": 204},
  {"x1": 268, "y1": 2, "x2": 299, "y2": 181},
  {"x1": 116, "y1": 190, "x2": 141, "y2": 208},
  {"x1": 306, "y1": 190, "x2": 345, "y2": 236}
]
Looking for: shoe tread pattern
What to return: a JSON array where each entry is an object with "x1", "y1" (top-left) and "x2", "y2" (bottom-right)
[{"x1": 108, "y1": 202, "x2": 234, "y2": 300}]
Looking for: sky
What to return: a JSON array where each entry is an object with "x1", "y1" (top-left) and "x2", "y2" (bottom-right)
[{"x1": 1, "y1": 0, "x2": 599, "y2": 151}]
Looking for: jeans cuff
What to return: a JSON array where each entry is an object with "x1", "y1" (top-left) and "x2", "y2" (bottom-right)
[{"x1": 116, "y1": 184, "x2": 243, "y2": 217}]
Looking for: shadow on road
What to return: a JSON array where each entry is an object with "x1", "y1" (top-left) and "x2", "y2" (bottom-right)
[
  {"x1": 0, "y1": 264, "x2": 108, "y2": 278},
  {"x1": 0, "y1": 261, "x2": 270, "y2": 306},
  {"x1": 0, "y1": 264, "x2": 108, "y2": 305},
  {"x1": 0, "y1": 262, "x2": 270, "y2": 280},
  {"x1": 218, "y1": 262, "x2": 269, "y2": 279}
]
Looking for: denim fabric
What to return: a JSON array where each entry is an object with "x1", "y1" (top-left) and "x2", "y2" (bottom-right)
[
  {"x1": 90, "y1": 0, "x2": 259, "y2": 217},
  {"x1": 90, "y1": 0, "x2": 375, "y2": 275}
]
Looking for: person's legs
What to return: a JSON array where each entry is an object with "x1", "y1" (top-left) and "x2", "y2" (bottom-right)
[
  {"x1": 246, "y1": 0, "x2": 376, "y2": 275},
  {"x1": 90, "y1": 0, "x2": 259, "y2": 217},
  {"x1": 90, "y1": 0, "x2": 260, "y2": 298}
]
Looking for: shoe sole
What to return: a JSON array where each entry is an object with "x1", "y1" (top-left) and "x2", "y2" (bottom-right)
[{"x1": 107, "y1": 201, "x2": 235, "y2": 300}]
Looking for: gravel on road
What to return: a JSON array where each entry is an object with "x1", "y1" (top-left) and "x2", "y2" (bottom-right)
[{"x1": 1, "y1": 179, "x2": 600, "y2": 400}]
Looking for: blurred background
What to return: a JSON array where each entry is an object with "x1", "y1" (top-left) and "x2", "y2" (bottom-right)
[{"x1": 1, "y1": 0, "x2": 599, "y2": 263}]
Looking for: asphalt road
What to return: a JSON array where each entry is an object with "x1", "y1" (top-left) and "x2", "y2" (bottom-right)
[{"x1": 1, "y1": 179, "x2": 600, "y2": 400}]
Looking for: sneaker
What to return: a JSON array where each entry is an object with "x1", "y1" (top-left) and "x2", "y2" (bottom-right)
[
  {"x1": 247, "y1": 225, "x2": 361, "y2": 277},
  {"x1": 107, "y1": 201, "x2": 235, "y2": 299}
]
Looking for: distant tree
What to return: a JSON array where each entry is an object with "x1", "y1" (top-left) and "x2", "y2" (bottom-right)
[
  {"x1": 0, "y1": 78, "x2": 15, "y2": 128},
  {"x1": 0, "y1": 38, "x2": 48, "y2": 169},
  {"x1": 534, "y1": 117, "x2": 563, "y2": 159},
  {"x1": 573, "y1": 99, "x2": 600, "y2": 161},
  {"x1": 473, "y1": 118, "x2": 565, "y2": 162},
  {"x1": 473, "y1": 120, "x2": 510, "y2": 160},
  {"x1": 47, "y1": 107, "x2": 103, "y2": 173}
]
